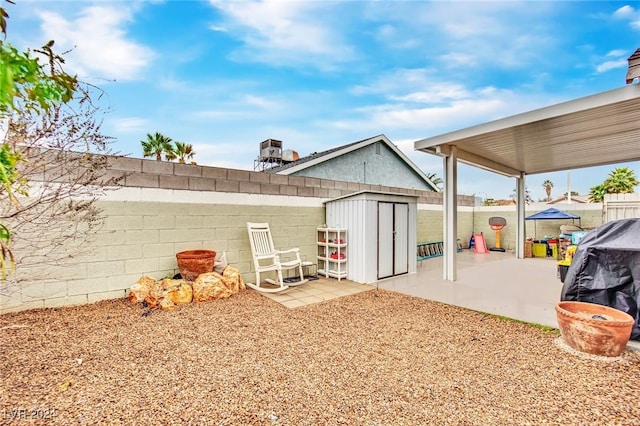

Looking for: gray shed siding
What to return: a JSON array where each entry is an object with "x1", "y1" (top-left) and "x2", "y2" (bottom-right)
[{"x1": 291, "y1": 143, "x2": 431, "y2": 190}]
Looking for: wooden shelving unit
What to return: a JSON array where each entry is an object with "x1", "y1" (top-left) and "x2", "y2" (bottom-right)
[{"x1": 317, "y1": 228, "x2": 347, "y2": 280}]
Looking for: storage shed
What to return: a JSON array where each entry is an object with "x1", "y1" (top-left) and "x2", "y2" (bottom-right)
[{"x1": 324, "y1": 191, "x2": 417, "y2": 284}]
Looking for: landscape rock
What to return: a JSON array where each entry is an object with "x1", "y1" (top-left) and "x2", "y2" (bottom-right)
[
  {"x1": 162, "y1": 279, "x2": 193, "y2": 305},
  {"x1": 129, "y1": 269, "x2": 243, "y2": 309},
  {"x1": 128, "y1": 276, "x2": 154, "y2": 304}
]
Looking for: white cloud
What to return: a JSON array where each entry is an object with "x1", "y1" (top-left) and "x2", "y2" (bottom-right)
[
  {"x1": 606, "y1": 49, "x2": 628, "y2": 57},
  {"x1": 376, "y1": 24, "x2": 396, "y2": 40},
  {"x1": 614, "y1": 5, "x2": 635, "y2": 18},
  {"x1": 440, "y1": 52, "x2": 478, "y2": 68},
  {"x1": 190, "y1": 110, "x2": 249, "y2": 121},
  {"x1": 113, "y1": 117, "x2": 150, "y2": 133},
  {"x1": 373, "y1": 23, "x2": 421, "y2": 50},
  {"x1": 207, "y1": 0, "x2": 354, "y2": 69},
  {"x1": 186, "y1": 94, "x2": 283, "y2": 122},
  {"x1": 391, "y1": 84, "x2": 470, "y2": 103},
  {"x1": 158, "y1": 76, "x2": 191, "y2": 92},
  {"x1": 594, "y1": 49, "x2": 629, "y2": 73},
  {"x1": 365, "y1": 1, "x2": 558, "y2": 71},
  {"x1": 351, "y1": 68, "x2": 440, "y2": 96},
  {"x1": 192, "y1": 141, "x2": 256, "y2": 169},
  {"x1": 353, "y1": 98, "x2": 508, "y2": 131},
  {"x1": 35, "y1": 5, "x2": 155, "y2": 81},
  {"x1": 613, "y1": 5, "x2": 640, "y2": 30},
  {"x1": 243, "y1": 94, "x2": 279, "y2": 109},
  {"x1": 332, "y1": 77, "x2": 556, "y2": 138},
  {"x1": 596, "y1": 59, "x2": 627, "y2": 73},
  {"x1": 351, "y1": 68, "x2": 485, "y2": 106}
]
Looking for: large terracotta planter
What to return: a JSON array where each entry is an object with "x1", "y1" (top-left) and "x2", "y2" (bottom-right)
[
  {"x1": 555, "y1": 301, "x2": 634, "y2": 357},
  {"x1": 176, "y1": 250, "x2": 216, "y2": 281}
]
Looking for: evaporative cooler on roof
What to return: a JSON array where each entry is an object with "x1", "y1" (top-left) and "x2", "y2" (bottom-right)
[
  {"x1": 255, "y1": 139, "x2": 283, "y2": 171},
  {"x1": 260, "y1": 139, "x2": 282, "y2": 161}
]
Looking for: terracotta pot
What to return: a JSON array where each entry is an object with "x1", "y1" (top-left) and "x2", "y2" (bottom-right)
[
  {"x1": 555, "y1": 301, "x2": 634, "y2": 357},
  {"x1": 176, "y1": 250, "x2": 216, "y2": 281}
]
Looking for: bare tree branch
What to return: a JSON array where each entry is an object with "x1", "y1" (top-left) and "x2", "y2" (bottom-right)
[{"x1": 1, "y1": 82, "x2": 125, "y2": 283}]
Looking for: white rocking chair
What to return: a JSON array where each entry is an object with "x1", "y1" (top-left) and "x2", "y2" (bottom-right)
[{"x1": 246, "y1": 222, "x2": 308, "y2": 293}]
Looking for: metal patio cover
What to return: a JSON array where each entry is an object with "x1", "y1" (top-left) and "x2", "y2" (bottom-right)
[
  {"x1": 414, "y1": 84, "x2": 640, "y2": 177},
  {"x1": 413, "y1": 83, "x2": 640, "y2": 281}
]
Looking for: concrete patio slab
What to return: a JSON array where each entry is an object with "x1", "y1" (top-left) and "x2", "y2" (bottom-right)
[
  {"x1": 377, "y1": 250, "x2": 639, "y2": 351},
  {"x1": 259, "y1": 277, "x2": 373, "y2": 308}
]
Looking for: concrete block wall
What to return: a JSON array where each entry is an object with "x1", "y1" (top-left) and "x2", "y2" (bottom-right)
[
  {"x1": 105, "y1": 155, "x2": 474, "y2": 206},
  {"x1": 470, "y1": 203, "x2": 604, "y2": 251},
  {"x1": 417, "y1": 205, "x2": 475, "y2": 247},
  {"x1": 1, "y1": 155, "x2": 476, "y2": 314}
]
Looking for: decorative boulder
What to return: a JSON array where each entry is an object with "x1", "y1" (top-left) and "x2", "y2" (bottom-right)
[
  {"x1": 222, "y1": 266, "x2": 245, "y2": 293},
  {"x1": 162, "y1": 279, "x2": 193, "y2": 306},
  {"x1": 145, "y1": 279, "x2": 168, "y2": 309},
  {"x1": 192, "y1": 272, "x2": 230, "y2": 302},
  {"x1": 129, "y1": 267, "x2": 243, "y2": 309},
  {"x1": 129, "y1": 276, "x2": 154, "y2": 303},
  {"x1": 158, "y1": 296, "x2": 176, "y2": 311},
  {"x1": 192, "y1": 268, "x2": 244, "y2": 302}
]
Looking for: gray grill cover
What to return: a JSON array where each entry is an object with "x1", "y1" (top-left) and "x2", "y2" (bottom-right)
[{"x1": 560, "y1": 218, "x2": 640, "y2": 340}]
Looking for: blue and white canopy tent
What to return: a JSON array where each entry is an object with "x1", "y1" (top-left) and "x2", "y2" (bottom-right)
[{"x1": 525, "y1": 208, "x2": 581, "y2": 239}]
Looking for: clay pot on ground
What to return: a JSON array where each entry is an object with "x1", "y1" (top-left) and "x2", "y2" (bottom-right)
[
  {"x1": 176, "y1": 250, "x2": 216, "y2": 281},
  {"x1": 555, "y1": 301, "x2": 634, "y2": 357}
]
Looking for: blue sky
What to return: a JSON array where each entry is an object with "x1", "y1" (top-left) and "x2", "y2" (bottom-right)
[{"x1": 6, "y1": 0, "x2": 640, "y2": 201}]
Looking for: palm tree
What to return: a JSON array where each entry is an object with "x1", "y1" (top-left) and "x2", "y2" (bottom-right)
[
  {"x1": 174, "y1": 142, "x2": 196, "y2": 164},
  {"x1": 588, "y1": 183, "x2": 607, "y2": 203},
  {"x1": 141, "y1": 132, "x2": 175, "y2": 161},
  {"x1": 589, "y1": 167, "x2": 639, "y2": 203},
  {"x1": 542, "y1": 179, "x2": 554, "y2": 202},
  {"x1": 603, "y1": 167, "x2": 639, "y2": 194}
]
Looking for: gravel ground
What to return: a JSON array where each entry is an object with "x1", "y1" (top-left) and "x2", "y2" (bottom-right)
[{"x1": 1, "y1": 289, "x2": 639, "y2": 426}]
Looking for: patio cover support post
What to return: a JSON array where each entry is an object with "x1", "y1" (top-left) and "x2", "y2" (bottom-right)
[
  {"x1": 516, "y1": 172, "x2": 526, "y2": 259},
  {"x1": 443, "y1": 145, "x2": 458, "y2": 281}
]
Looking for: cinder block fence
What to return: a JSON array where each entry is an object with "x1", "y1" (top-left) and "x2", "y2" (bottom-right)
[
  {"x1": 0, "y1": 155, "x2": 604, "y2": 314},
  {"x1": 0, "y1": 156, "x2": 474, "y2": 313}
]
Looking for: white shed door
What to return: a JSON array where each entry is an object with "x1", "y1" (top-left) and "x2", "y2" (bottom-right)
[
  {"x1": 394, "y1": 203, "x2": 409, "y2": 275},
  {"x1": 378, "y1": 202, "x2": 409, "y2": 279}
]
